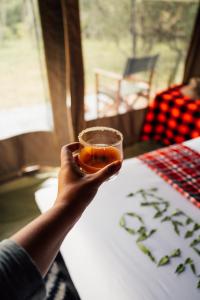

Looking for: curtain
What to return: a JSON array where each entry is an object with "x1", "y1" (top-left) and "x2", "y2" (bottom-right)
[{"x1": 183, "y1": 5, "x2": 200, "y2": 83}]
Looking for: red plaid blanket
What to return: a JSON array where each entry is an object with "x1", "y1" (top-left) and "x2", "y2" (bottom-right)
[
  {"x1": 139, "y1": 144, "x2": 200, "y2": 208},
  {"x1": 140, "y1": 85, "x2": 200, "y2": 145}
]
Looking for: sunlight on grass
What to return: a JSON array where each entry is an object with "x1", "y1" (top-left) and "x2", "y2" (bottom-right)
[{"x1": 0, "y1": 37, "x2": 47, "y2": 109}]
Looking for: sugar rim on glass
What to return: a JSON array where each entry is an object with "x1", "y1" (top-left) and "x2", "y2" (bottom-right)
[{"x1": 78, "y1": 126, "x2": 123, "y2": 148}]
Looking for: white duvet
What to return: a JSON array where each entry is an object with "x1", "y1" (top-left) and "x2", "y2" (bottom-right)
[{"x1": 36, "y1": 138, "x2": 200, "y2": 300}]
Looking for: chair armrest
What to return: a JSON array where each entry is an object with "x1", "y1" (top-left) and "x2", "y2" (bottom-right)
[
  {"x1": 124, "y1": 76, "x2": 149, "y2": 86},
  {"x1": 94, "y1": 68, "x2": 123, "y2": 81}
]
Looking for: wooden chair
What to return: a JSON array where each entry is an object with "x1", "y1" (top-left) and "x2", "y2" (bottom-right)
[{"x1": 95, "y1": 54, "x2": 159, "y2": 117}]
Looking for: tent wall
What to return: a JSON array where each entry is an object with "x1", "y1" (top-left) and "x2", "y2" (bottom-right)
[{"x1": 0, "y1": 132, "x2": 58, "y2": 182}]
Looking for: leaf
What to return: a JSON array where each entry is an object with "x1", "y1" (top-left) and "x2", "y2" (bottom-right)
[
  {"x1": 127, "y1": 192, "x2": 134, "y2": 197},
  {"x1": 125, "y1": 227, "x2": 135, "y2": 235},
  {"x1": 137, "y1": 228, "x2": 156, "y2": 242},
  {"x1": 186, "y1": 217, "x2": 193, "y2": 225},
  {"x1": 175, "y1": 264, "x2": 185, "y2": 274},
  {"x1": 161, "y1": 216, "x2": 171, "y2": 222},
  {"x1": 137, "y1": 226, "x2": 146, "y2": 234},
  {"x1": 171, "y1": 210, "x2": 183, "y2": 217},
  {"x1": 174, "y1": 221, "x2": 183, "y2": 226},
  {"x1": 137, "y1": 233, "x2": 148, "y2": 242},
  {"x1": 148, "y1": 252, "x2": 156, "y2": 263},
  {"x1": 149, "y1": 229, "x2": 157, "y2": 237},
  {"x1": 137, "y1": 242, "x2": 149, "y2": 254},
  {"x1": 119, "y1": 216, "x2": 126, "y2": 227},
  {"x1": 194, "y1": 223, "x2": 200, "y2": 231},
  {"x1": 170, "y1": 248, "x2": 181, "y2": 258},
  {"x1": 158, "y1": 255, "x2": 170, "y2": 266},
  {"x1": 149, "y1": 187, "x2": 158, "y2": 192},
  {"x1": 185, "y1": 257, "x2": 193, "y2": 265},
  {"x1": 185, "y1": 230, "x2": 193, "y2": 239},
  {"x1": 153, "y1": 211, "x2": 163, "y2": 218},
  {"x1": 190, "y1": 236, "x2": 200, "y2": 247},
  {"x1": 126, "y1": 212, "x2": 144, "y2": 224},
  {"x1": 190, "y1": 264, "x2": 196, "y2": 275},
  {"x1": 193, "y1": 247, "x2": 200, "y2": 256},
  {"x1": 197, "y1": 280, "x2": 200, "y2": 289},
  {"x1": 172, "y1": 221, "x2": 180, "y2": 235},
  {"x1": 141, "y1": 202, "x2": 160, "y2": 206},
  {"x1": 137, "y1": 243, "x2": 156, "y2": 263}
]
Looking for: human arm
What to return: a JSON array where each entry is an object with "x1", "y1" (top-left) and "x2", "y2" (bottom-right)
[{"x1": 11, "y1": 142, "x2": 121, "y2": 277}]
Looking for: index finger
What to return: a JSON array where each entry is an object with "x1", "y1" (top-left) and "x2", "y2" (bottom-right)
[{"x1": 61, "y1": 142, "x2": 80, "y2": 166}]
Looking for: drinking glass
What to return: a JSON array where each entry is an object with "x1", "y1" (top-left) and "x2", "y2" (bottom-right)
[{"x1": 78, "y1": 126, "x2": 123, "y2": 176}]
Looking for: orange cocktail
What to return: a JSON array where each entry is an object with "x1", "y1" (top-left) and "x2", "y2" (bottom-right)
[
  {"x1": 78, "y1": 127, "x2": 123, "y2": 175},
  {"x1": 79, "y1": 145, "x2": 121, "y2": 174}
]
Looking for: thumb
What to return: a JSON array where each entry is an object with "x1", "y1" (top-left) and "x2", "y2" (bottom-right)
[{"x1": 92, "y1": 160, "x2": 122, "y2": 185}]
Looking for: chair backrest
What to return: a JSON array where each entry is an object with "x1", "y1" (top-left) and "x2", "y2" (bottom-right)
[{"x1": 123, "y1": 54, "x2": 159, "y2": 78}]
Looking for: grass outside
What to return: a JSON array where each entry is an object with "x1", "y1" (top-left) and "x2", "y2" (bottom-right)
[
  {"x1": 82, "y1": 38, "x2": 186, "y2": 97},
  {"x1": 0, "y1": 35, "x2": 186, "y2": 110},
  {"x1": 0, "y1": 37, "x2": 47, "y2": 109}
]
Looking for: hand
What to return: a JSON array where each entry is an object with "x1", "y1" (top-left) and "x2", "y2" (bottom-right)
[{"x1": 55, "y1": 142, "x2": 122, "y2": 212}]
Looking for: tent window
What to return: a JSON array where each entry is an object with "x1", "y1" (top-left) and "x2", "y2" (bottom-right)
[
  {"x1": 80, "y1": 0, "x2": 199, "y2": 121},
  {"x1": 0, "y1": 0, "x2": 52, "y2": 140}
]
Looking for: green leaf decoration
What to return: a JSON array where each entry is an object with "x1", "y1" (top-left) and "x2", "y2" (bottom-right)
[
  {"x1": 185, "y1": 230, "x2": 193, "y2": 238},
  {"x1": 174, "y1": 220, "x2": 184, "y2": 226},
  {"x1": 137, "y1": 226, "x2": 146, "y2": 234},
  {"x1": 185, "y1": 224, "x2": 200, "y2": 238},
  {"x1": 137, "y1": 189, "x2": 144, "y2": 193},
  {"x1": 141, "y1": 192, "x2": 148, "y2": 201},
  {"x1": 141, "y1": 201, "x2": 160, "y2": 206},
  {"x1": 190, "y1": 236, "x2": 200, "y2": 247},
  {"x1": 194, "y1": 223, "x2": 200, "y2": 231},
  {"x1": 161, "y1": 216, "x2": 171, "y2": 222},
  {"x1": 136, "y1": 228, "x2": 156, "y2": 242},
  {"x1": 119, "y1": 216, "x2": 126, "y2": 227},
  {"x1": 186, "y1": 217, "x2": 193, "y2": 225},
  {"x1": 149, "y1": 188, "x2": 158, "y2": 192},
  {"x1": 193, "y1": 247, "x2": 200, "y2": 256},
  {"x1": 149, "y1": 229, "x2": 157, "y2": 237},
  {"x1": 175, "y1": 264, "x2": 185, "y2": 274},
  {"x1": 125, "y1": 227, "x2": 135, "y2": 235},
  {"x1": 137, "y1": 233, "x2": 148, "y2": 242},
  {"x1": 126, "y1": 212, "x2": 144, "y2": 224},
  {"x1": 127, "y1": 192, "x2": 134, "y2": 197},
  {"x1": 171, "y1": 210, "x2": 184, "y2": 217},
  {"x1": 153, "y1": 211, "x2": 163, "y2": 218},
  {"x1": 190, "y1": 264, "x2": 196, "y2": 275},
  {"x1": 137, "y1": 243, "x2": 156, "y2": 263},
  {"x1": 172, "y1": 221, "x2": 180, "y2": 235},
  {"x1": 158, "y1": 255, "x2": 170, "y2": 266},
  {"x1": 170, "y1": 248, "x2": 181, "y2": 258},
  {"x1": 197, "y1": 280, "x2": 200, "y2": 289},
  {"x1": 185, "y1": 257, "x2": 193, "y2": 265}
]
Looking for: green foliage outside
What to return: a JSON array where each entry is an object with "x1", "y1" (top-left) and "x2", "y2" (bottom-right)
[
  {"x1": 80, "y1": 0, "x2": 199, "y2": 93},
  {"x1": 0, "y1": 0, "x2": 198, "y2": 109},
  {"x1": 0, "y1": 0, "x2": 47, "y2": 109}
]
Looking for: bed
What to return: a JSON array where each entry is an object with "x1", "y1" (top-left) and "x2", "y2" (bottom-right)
[{"x1": 35, "y1": 137, "x2": 200, "y2": 300}]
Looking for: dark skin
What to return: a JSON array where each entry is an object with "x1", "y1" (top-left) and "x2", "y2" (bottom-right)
[{"x1": 11, "y1": 142, "x2": 122, "y2": 276}]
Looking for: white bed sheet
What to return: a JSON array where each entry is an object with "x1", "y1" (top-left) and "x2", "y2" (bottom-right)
[{"x1": 35, "y1": 137, "x2": 200, "y2": 300}]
